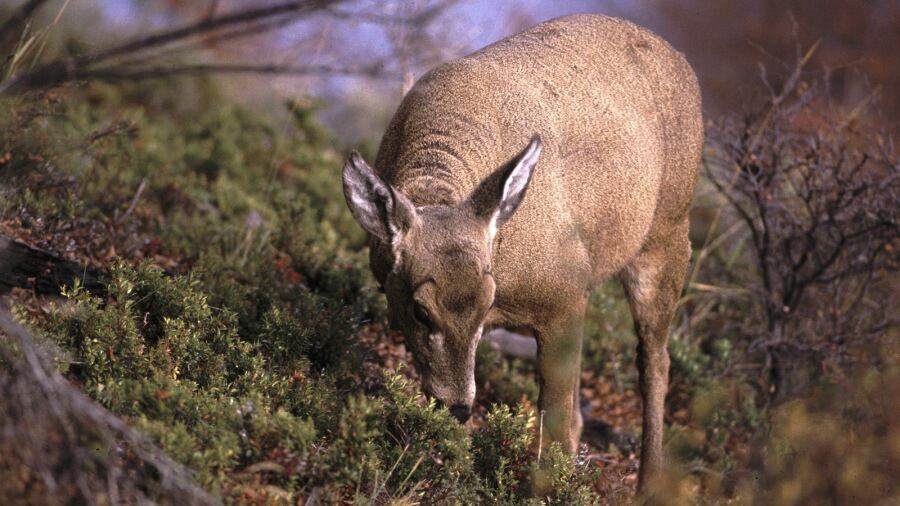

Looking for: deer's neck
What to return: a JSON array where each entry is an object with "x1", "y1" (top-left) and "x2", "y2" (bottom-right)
[
  {"x1": 393, "y1": 160, "x2": 469, "y2": 207},
  {"x1": 389, "y1": 124, "x2": 497, "y2": 207}
]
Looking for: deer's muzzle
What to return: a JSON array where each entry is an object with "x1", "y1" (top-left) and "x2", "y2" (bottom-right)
[{"x1": 448, "y1": 404, "x2": 472, "y2": 423}]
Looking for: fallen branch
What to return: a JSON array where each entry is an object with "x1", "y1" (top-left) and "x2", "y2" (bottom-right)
[
  {"x1": 0, "y1": 234, "x2": 107, "y2": 295},
  {"x1": 115, "y1": 178, "x2": 147, "y2": 225},
  {"x1": 484, "y1": 328, "x2": 536, "y2": 360},
  {"x1": 0, "y1": 308, "x2": 218, "y2": 505}
]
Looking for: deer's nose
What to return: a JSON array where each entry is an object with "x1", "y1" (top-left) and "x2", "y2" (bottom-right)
[{"x1": 449, "y1": 404, "x2": 471, "y2": 423}]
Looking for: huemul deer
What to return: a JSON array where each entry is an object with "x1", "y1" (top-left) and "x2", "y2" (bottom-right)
[{"x1": 342, "y1": 14, "x2": 702, "y2": 492}]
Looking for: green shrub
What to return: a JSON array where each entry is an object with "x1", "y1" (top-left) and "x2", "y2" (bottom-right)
[
  {"x1": 472, "y1": 404, "x2": 598, "y2": 505},
  {"x1": 20, "y1": 256, "x2": 606, "y2": 503},
  {"x1": 472, "y1": 404, "x2": 537, "y2": 502},
  {"x1": 582, "y1": 283, "x2": 637, "y2": 391},
  {"x1": 33, "y1": 263, "x2": 310, "y2": 487},
  {"x1": 475, "y1": 341, "x2": 539, "y2": 406},
  {"x1": 312, "y1": 373, "x2": 474, "y2": 503}
]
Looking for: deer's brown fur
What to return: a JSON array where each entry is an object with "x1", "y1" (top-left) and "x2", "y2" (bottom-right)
[{"x1": 342, "y1": 14, "x2": 702, "y2": 493}]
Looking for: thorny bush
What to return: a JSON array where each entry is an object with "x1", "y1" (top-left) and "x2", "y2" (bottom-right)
[{"x1": 703, "y1": 68, "x2": 899, "y2": 400}]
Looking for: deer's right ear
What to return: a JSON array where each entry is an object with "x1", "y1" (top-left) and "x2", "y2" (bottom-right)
[
  {"x1": 465, "y1": 134, "x2": 541, "y2": 237},
  {"x1": 342, "y1": 152, "x2": 416, "y2": 246}
]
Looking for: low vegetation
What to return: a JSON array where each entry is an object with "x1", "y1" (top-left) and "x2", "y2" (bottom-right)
[
  {"x1": 1, "y1": 61, "x2": 897, "y2": 504},
  {"x1": 1, "y1": 81, "x2": 601, "y2": 504}
]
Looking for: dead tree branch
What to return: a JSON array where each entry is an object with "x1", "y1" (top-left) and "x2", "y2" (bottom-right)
[
  {"x1": 0, "y1": 0, "x2": 348, "y2": 93},
  {"x1": 704, "y1": 49, "x2": 899, "y2": 400},
  {"x1": 0, "y1": 234, "x2": 107, "y2": 296},
  {"x1": 0, "y1": 309, "x2": 218, "y2": 505},
  {"x1": 74, "y1": 61, "x2": 390, "y2": 82},
  {"x1": 0, "y1": 0, "x2": 50, "y2": 51}
]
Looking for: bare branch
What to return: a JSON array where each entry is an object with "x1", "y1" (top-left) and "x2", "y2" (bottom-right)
[
  {"x1": 72, "y1": 61, "x2": 391, "y2": 82},
  {"x1": 0, "y1": 0, "x2": 50, "y2": 50},
  {"x1": 80, "y1": 0, "x2": 338, "y2": 67},
  {"x1": 1, "y1": 0, "x2": 347, "y2": 93},
  {"x1": 704, "y1": 47, "x2": 899, "y2": 400}
]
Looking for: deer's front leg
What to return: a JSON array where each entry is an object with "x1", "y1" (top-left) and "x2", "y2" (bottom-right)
[{"x1": 535, "y1": 311, "x2": 585, "y2": 453}]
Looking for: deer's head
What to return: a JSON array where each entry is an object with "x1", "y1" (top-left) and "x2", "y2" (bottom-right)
[{"x1": 342, "y1": 136, "x2": 541, "y2": 422}]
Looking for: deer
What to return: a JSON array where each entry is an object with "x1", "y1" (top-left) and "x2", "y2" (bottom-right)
[{"x1": 341, "y1": 14, "x2": 702, "y2": 494}]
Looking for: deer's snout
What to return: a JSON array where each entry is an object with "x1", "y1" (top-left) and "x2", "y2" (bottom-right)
[
  {"x1": 449, "y1": 404, "x2": 472, "y2": 423},
  {"x1": 434, "y1": 396, "x2": 473, "y2": 423}
]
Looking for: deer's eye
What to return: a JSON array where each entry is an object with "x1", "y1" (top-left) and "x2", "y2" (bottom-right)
[{"x1": 413, "y1": 303, "x2": 432, "y2": 329}]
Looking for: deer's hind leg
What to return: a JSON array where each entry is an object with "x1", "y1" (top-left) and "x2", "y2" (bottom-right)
[{"x1": 619, "y1": 218, "x2": 692, "y2": 495}]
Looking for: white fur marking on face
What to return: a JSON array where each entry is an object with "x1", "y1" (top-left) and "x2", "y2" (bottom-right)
[{"x1": 469, "y1": 325, "x2": 484, "y2": 356}]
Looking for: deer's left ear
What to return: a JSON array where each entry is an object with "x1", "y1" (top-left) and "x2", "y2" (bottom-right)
[
  {"x1": 342, "y1": 152, "x2": 417, "y2": 247},
  {"x1": 464, "y1": 134, "x2": 541, "y2": 237}
]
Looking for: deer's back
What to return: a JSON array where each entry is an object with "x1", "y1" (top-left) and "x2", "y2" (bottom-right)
[{"x1": 376, "y1": 14, "x2": 702, "y2": 297}]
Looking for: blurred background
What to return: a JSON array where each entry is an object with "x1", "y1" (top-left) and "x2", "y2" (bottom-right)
[{"x1": 5, "y1": 0, "x2": 897, "y2": 140}]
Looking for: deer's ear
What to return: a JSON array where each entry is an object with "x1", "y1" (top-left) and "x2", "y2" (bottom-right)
[
  {"x1": 342, "y1": 152, "x2": 417, "y2": 246},
  {"x1": 465, "y1": 135, "x2": 541, "y2": 236}
]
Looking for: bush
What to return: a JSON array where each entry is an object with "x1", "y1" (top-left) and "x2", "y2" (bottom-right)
[
  {"x1": 703, "y1": 65, "x2": 899, "y2": 400},
  {"x1": 20, "y1": 259, "x2": 605, "y2": 503}
]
